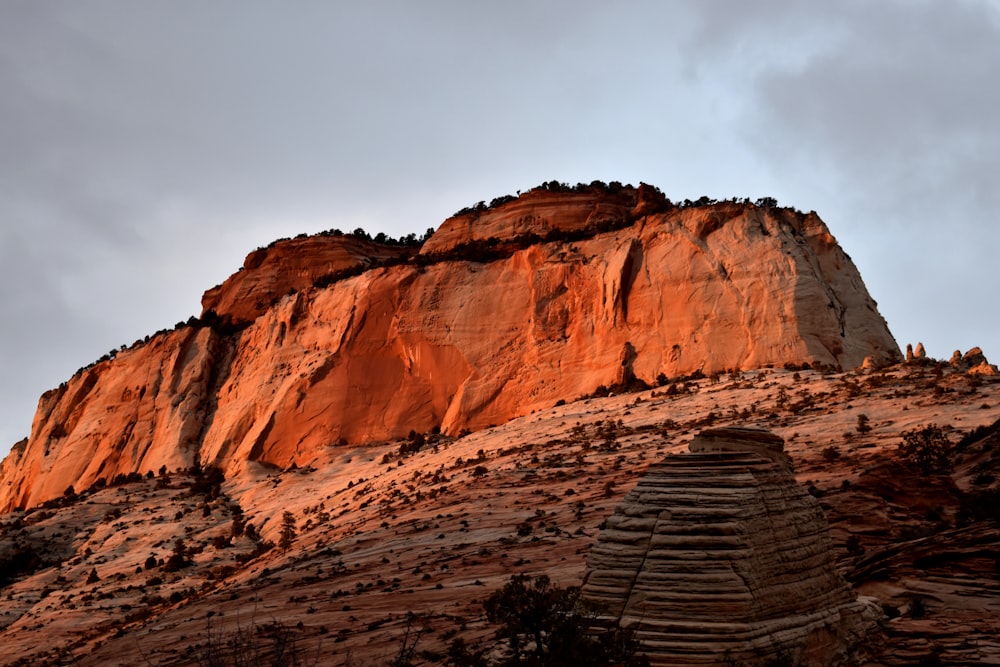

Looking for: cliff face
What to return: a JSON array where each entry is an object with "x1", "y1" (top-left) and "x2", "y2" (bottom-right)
[
  {"x1": 201, "y1": 234, "x2": 413, "y2": 325},
  {"x1": 0, "y1": 186, "x2": 900, "y2": 511},
  {"x1": 0, "y1": 328, "x2": 226, "y2": 511}
]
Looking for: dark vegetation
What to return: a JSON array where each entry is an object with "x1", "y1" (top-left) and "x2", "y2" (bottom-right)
[
  {"x1": 460, "y1": 573, "x2": 648, "y2": 667},
  {"x1": 897, "y1": 425, "x2": 954, "y2": 476},
  {"x1": 191, "y1": 618, "x2": 315, "y2": 667},
  {"x1": 170, "y1": 574, "x2": 647, "y2": 667},
  {"x1": 451, "y1": 179, "x2": 780, "y2": 216},
  {"x1": 0, "y1": 544, "x2": 46, "y2": 587}
]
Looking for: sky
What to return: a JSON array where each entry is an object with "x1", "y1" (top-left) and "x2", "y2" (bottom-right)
[{"x1": 1, "y1": 1, "x2": 998, "y2": 453}]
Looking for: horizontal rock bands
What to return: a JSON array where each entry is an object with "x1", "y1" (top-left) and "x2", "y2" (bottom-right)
[{"x1": 580, "y1": 430, "x2": 876, "y2": 665}]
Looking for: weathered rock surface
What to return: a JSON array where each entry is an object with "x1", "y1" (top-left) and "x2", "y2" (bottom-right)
[
  {"x1": 947, "y1": 346, "x2": 998, "y2": 375},
  {"x1": 419, "y1": 186, "x2": 643, "y2": 254},
  {"x1": 0, "y1": 328, "x2": 226, "y2": 512},
  {"x1": 0, "y1": 186, "x2": 901, "y2": 512},
  {"x1": 580, "y1": 428, "x2": 878, "y2": 666},
  {"x1": 1, "y1": 365, "x2": 998, "y2": 667},
  {"x1": 201, "y1": 234, "x2": 413, "y2": 325}
]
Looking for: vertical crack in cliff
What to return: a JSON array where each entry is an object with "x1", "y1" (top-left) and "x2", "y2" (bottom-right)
[
  {"x1": 189, "y1": 325, "x2": 241, "y2": 467},
  {"x1": 618, "y1": 239, "x2": 642, "y2": 324},
  {"x1": 616, "y1": 509, "x2": 665, "y2": 629},
  {"x1": 247, "y1": 413, "x2": 277, "y2": 462}
]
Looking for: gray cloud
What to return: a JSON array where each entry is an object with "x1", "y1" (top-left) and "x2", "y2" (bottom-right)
[
  {"x1": 1, "y1": 1, "x2": 998, "y2": 451},
  {"x1": 733, "y1": 1, "x2": 1000, "y2": 356}
]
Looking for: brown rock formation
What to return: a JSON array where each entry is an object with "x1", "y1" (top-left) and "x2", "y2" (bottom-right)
[
  {"x1": 0, "y1": 186, "x2": 901, "y2": 511},
  {"x1": 420, "y1": 185, "x2": 641, "y2": 254},
  {"x1": 201, "y1": 234, "x2": 413, "y2": 325},
  {"x1": 580, "y1": 428, "x2": 878, "y2": 666},
  {"x1": 0, "y1": 328, "x2": 227, "y2": 511},
  {"x1": 948, "y1": 346, "x2": 998, "y2": 375}
]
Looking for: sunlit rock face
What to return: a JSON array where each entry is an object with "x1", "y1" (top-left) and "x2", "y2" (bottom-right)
[
  {"x1": 580, "y1": 428, "x2": 879, "y2": 666},
  {"x1": 201, "y1": 234, "x2": 414, "y2": 326},
  {"x1": 0, "y1": 185, "x2": 900, "y2": 512}
]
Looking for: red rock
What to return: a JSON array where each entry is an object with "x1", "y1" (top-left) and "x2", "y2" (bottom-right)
[
  {"x1": 0, "y1": 188, "x2": 901, "y2": 512},
  {"x1": 202, "y1": 234, "x2": 413, "y2": 325}
]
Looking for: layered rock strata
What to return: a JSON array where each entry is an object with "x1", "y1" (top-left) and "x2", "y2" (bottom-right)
[
  {"x1": 0, "y1": 186, "x2": 901, "y2": 511},
  {"x1": 580, "y1": 428, "x2": 877, "y2": 666},
  {"x1": 202, "y1": 234, "x2": 413, "y2": 326}
]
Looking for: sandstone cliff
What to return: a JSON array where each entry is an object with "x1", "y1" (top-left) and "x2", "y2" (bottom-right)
[
  {"x1": 0, "y1": 185, "x2": 900, "y2": 511},
  {"x1": 580, "y1": 428, "x2": 878, "y2": 666},
  {"x1": 201, "y1": 233, "x2": 414, "y2": 326}
]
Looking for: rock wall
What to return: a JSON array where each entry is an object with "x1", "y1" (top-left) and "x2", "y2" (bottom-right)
[
  {"x1": 580, "y1": 428, "x2": 878, "y2": 666},
  {"x1": 201, "y1": 234, "x2": 413, "y2": 325},
  {"x1": 419, "y1": 186, "x2": 642, "y2": 254},
  {"x1": 0, "y1": 327, "x2": 226, "y2": 511},
  {"x1": 0, "y1": 188, "x2": 901, "y2": 511}
]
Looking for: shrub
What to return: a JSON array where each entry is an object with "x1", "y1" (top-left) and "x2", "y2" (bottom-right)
[
  {"x1": 957, "y1": 488, "x2": 1000, "y2": 525},
  {"x1": 856, "y1": 414, "x2": 871, "y2": 434},
  {"x1": 163, "y1": 538, "x2": 190, "y2": 572},
  {"x1": 191, "y1": 618, "x2": 311, "y2": 667},
  {"x1": 821, "y1": 446, "x2": 841, "y2": 463},
  {"x1": 481, "y1": 574, "x2": 648, "y2": 666},
  {"x1": 399, "y1": 431, "x2": 427, "y2": 456},
  {"x1": 279, "y1": 511, "x2": 297, "y2": 551},
  {"x1": 973, "y1": 472, "x2": 996, "y2": 486},
  {"x1": 956, "y1": 419, "x2": 1000, "y2": 450},
  {"x1": 0, "y1": 546, "x2": 45, "y2": 588},
  {"x1": 190, "y1": 465, "x2": 225, "y2": 499},
  {"x1": 898, "y1": 425, "x2": 954, "y2": 475}
]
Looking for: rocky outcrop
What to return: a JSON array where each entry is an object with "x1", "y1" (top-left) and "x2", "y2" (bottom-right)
[
  {"x1": 0, "y1": 328, "x2": 226, "y2": 511},
  {"x1": 201, "y1": 234, "x2": 413, "y2": 325},
  {"x1": 948, "y1": 346, "x2": 998, "y2": 375},
  {"x1": 420, "y1": 186, "x2": 642, "y2": 255},
  {"x1": 580, "y1": 428, "x2": 879, "y2": 666},
  {"x1": 0, "y1": 186, "x2": 901, "y2": 511}
]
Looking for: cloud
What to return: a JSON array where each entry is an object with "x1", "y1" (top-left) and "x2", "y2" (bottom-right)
[
  {"x1": 748, "y1": 1, "x2": 1000, "y2": 215},
  {"x1": 0, "y1": 1, "x2": 998, "y2": 451},
  {"x1": 674, "y1": 0, "x2": 1000, "y2": 354}
]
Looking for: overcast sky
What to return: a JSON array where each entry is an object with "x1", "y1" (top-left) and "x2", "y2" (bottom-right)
[{"x1": 1, "y1": 1, "x2": 998, "y2": 453}]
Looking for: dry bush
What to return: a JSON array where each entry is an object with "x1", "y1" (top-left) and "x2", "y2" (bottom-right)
[{"x1": 898, "y1": 425, "x2": 953, "y2": 475}]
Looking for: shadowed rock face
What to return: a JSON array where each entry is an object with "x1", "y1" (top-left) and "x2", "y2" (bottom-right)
[
  {"x1": 580, "y1": 428, "x2": 879, "y2": 666},
  {"x1": 0, "y1": 186, "x2": 900, "y2": 512}
]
